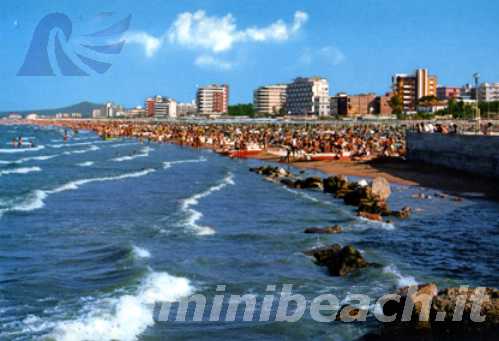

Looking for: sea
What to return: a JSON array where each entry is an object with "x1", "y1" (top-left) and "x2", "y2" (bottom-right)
[{"x1": 0, "y1": 124, "x2": 498, "y2": 341}]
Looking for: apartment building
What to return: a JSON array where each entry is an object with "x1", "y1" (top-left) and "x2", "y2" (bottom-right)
[
  {"x1": 145, "y1": 96, "x2": 177, "y2": 118},
  {"x1": 253, "y1": 84, "x2": 287, "y2": 115},
  {"x1": 392, "y1": 68, "x2": 438, "y2": 112},
  {"x1": 478, "y1": 83, "x2": 499, "y2": 102},
  {"x1": 286, "y1": 77, "x2": 329, "y2": 116},
  {"x1": 196, "y1": 84, "x2": 229, "y2": 114}
]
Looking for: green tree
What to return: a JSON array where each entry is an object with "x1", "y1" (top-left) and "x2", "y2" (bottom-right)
[
  {"x1": 228, "y1": 104, "x2": 255, "y2": 117},
  {"x1": 388, "y1": 93, "x2": 404, "y2": 116}
]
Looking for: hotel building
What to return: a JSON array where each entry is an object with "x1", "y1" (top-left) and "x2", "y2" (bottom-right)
[
  {"x1": 145, "y1": 96, "x2": 177, "y2": 118},
  {"x1": 477, "y1": 83, "x2": 499, "y2": 102},
  {"x1": 196, "y1": 84, "x2": 229, "y2": 114},
  {"x1": 286, "y1": 77, "x2": 330, "y2": 116},
  {"x1": 253, "y1": 84, "x2": 287, "y2": 115},
  {"x1": 392, "y1": 68, "x2": 438, "y2": 112}
]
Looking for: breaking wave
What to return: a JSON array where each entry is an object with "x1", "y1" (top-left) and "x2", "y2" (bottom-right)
[
  {"x1": 163, "y1": 156, "x2": 207, "y2": 169},
  {"x1": 180, "y1": 172, "x2": 234, "y2": 236},
  {"x1": 0, "y1": 145, "x2": 45, "y2": 153},
  {"x1": 111, "y1": 146, "x2": 153, "y2": 162},
  {"x1": 45, "y1": 271, "x2": 194, "y2": 341},
  {"x1": 0, "y1": 154, "x2": 57, "y2": 165},
  {"x1": 0, "y1": 166, "x2": 41, "y2": 176},
  {"x1": 132, "y1": 245, "x2": 151, "y2": 259},
  {"x1": 383, "y1": 264, "x2": 418, "y2": 287},
  {"x1": 0, "y1": 169, "x2": 155, "y2": 217}
]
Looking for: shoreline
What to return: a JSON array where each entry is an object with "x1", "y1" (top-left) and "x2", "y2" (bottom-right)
[
  {"x1": 5, "y1": 119, "x2": 498, "y2": 200},
  {"x1": 249, "y1": 152, "x2": 499, "y2": 200}
]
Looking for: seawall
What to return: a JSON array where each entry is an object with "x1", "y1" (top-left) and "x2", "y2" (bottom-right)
[{"x1": 406, "y1": 132, "x2": 499, "y2": 178}]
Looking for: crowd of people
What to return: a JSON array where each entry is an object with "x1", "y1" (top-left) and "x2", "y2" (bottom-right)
[{"x1": 30, "y1": 120, "x2": 407, "y2": 162}]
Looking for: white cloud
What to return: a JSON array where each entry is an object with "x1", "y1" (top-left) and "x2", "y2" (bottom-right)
[
  {"x1": 123, "y1": 32, "x2": 162, "y2": 57},
  {"x1": 194, "y1": 55, "x2": 233, "y2": 70},
  {"x1": 123, "y1": 10, "x2": 308, "y2": 68}
]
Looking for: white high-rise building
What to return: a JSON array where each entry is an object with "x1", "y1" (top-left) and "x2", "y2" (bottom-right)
[{"x1": 286, "y1": 77, "x2": 330, "y2": 116}]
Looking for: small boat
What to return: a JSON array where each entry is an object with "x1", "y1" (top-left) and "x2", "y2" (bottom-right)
[
  {"x1": 229, "y1": 148, "x2": 263, "y2": 158},
  {"x1": 303, "y1": 153, "x2": 339, "y2": 161}
]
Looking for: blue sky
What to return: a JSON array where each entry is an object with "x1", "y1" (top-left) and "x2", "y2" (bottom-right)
[{"x1": 1, "y1": 0, "x2": 499, "y2": 111}]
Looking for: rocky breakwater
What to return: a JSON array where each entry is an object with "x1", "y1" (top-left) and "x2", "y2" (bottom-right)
[
  {"x1": 363, "y1": 284, "x2": 499, "y2": 340},
  {"x1": 249, "y1": 166, "x2": 412, "y2": 223}
]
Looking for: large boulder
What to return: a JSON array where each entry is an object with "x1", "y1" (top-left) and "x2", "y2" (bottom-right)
[
  {"x1": 372, "y1": 177, "x2": 391, "y2": 201},
  {"x1": 323, "y1": 175, "x2": 349, "y2": 194},
  {"x1": 372, "y1": 286, "x2": 499, "y2": 340},
  {"x1": 431, "y1": 287, "x2": 499, "y2": 324},
  {"x1": 299, "y1": 176, "x2": 324, "y2": 190},
  {"x1": 305, "y1": 244, "x2": 369, "y2": 276},
  {"x1": 304, "y1": 225, "x2": 343, "y2": 234},
  {"x1": 383, "y1": 283, "x2": 439, "y2": 322}
]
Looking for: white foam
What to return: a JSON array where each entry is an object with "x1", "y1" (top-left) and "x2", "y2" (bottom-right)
[
  {"x1": 163, "y1": 156, "x2": 207, "y2": 169},
  {"x1": 0, "y1": 166, "x2": 41, "y2": 176},
  {"x1": 132, "y1": 245, "x2": 151, "y2": 259},
  {"x1": 77, "y1": 161, "x2": 94, "y2": 167},
  {"x1": 49, "y1": 140, "x2": 109, "y2": 148},
  {"x1": 111, "y1": 142, "x2": 139, "y2": 148},
  {"x1": 180, "y1": 172, "x2": 234, "y2": 236},
  {"x1": 0, "y1": 169, "x2": 155, "y2": 217},
  {"x1": 0, "y1": 154, "x2": 58, "y2": 165},
  {"x1": 47, "y1": 271, "x2": 193, "y2": 341},
  {"x1": 111, "y1": 146, "x2": 153, "y2": 162},
  {"x1": 0, "y1": 145, "x2": 45, "y2": 153},
  {"x1": 63, "y1": 145, "x2": 99, "y2": 155},
  {"x1": 357, "y1": 217, "x2": 396, "y2": 231},
  {"x1": 383, "y1": 265, "x2": 418, "y2": 287}
]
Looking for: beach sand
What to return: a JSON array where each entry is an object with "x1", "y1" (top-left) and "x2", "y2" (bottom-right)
[{"x1": 252, "y1": 152, "x2": 499, "y2": 200}]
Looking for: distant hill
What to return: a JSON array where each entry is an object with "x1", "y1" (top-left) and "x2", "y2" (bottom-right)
[{"x1": 0, "y1": 101, "x2": 103, "y2": 118}]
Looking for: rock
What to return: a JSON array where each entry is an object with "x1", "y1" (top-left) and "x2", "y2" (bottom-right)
[
  {"x1": 344, "y1": 187, "x2": 368, "y2": 206},
  {"x1": 301, "y1": 176, "x2": 324, "y2": 190},
  {"x1": 280, "y1": 178, "x2": 296, "y2": 188},
  {"x1": 431, "y1": 287, "x2": 499, "y2": 324},
  {"x1": 304, "y1": 244, "x2": 342, "y2": 265},
  {"x1": 358, "y1": 211, "x2": 383, "y2": 222},
  {"x1": 372, "y1": 177, "x2": 391, "y2": 201},
  {"x1": 391, "y1": 206, "x2": 412, "y2": 219},
  {"x1": 306, "y1": 244, "x2": 369, "y2": 276},
  {"x1": 304, "y1": 225, "x2": 342, "y2": 234},
  {"x1": 335, "y1": 304, "x2": 365, "y2": 321},
  {"x1": 323, "y1": 175, "x2": 348, "y2": 194},
  {"x1": 375, "y1": 285, "x2": 499, "y2": 340},
  {"x1": 383, "y1": 283, "x2": 439, "y2": 322}
]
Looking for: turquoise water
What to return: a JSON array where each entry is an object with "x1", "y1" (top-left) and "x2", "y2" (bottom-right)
[{"x1": 0, "y1": 124, "x2": 498, "y2": 340}]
